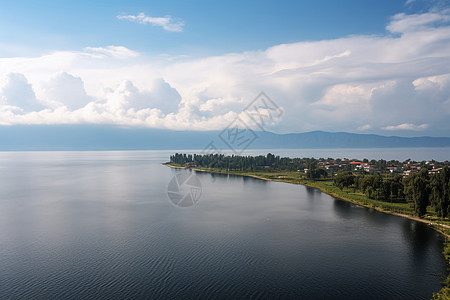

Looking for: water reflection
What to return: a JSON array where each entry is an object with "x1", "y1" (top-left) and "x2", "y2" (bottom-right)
[
  {"x1": 0, "y1": 151, "x2": 447, "y2": 299},
  {"x1": 402, "y1": 219, "x2": 437, "y2": 264},
  {"x1": 305, "y1": 185, "x2": 319, "y2": 199},
  {"x1": 332, "y1": 198, "x2": 354, "y2": 219}
]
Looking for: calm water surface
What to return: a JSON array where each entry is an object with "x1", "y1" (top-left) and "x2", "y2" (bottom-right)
[{"x1": 0, "y1": 151, "x2": 447, "y2": 299}]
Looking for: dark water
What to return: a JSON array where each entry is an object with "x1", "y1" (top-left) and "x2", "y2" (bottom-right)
[{"x1": 0, "y1": 151, "x2": 447, "y2": 299}]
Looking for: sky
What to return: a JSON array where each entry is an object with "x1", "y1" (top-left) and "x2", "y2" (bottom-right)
[{"x1": 1, "y1": 0, "x2": 450, "y2": 137}]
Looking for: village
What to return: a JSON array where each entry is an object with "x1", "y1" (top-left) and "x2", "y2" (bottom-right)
[{"x1": 315, "y1": 158, "x2": 449, "y2": 175}]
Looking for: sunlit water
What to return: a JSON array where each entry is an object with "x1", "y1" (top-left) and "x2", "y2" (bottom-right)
[{"x1": 0, "y1": 151, "x2": 447, "y2": 299}]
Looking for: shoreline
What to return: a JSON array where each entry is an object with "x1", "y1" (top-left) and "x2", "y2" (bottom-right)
[{"x1": 164, "y1": 163, "x2": 450, "y2": 237}]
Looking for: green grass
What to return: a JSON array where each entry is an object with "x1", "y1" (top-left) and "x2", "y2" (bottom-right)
[
  {"x1": 299, "y1": 179, "x2": 414, "y2": 215},
  {"x1": 433, "y1": 238, "x2": 450, "y2": 299}
]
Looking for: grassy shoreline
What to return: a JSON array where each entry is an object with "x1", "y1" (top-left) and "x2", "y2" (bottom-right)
[{"x1": 164, "y1": 162, "x2": 450, "y2": 298}]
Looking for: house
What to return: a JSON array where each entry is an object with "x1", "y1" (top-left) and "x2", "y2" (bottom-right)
[
  {"x1": 363, "y1": 165, "x2": 376, "y2": 173},
  {"x1": 429, "y1": 168, "x2": 443, "y2": 175},
  {"x1": 403, "y1": 169, "x2": 418, "y2": 176},
  {"x1": 386, "y1": 166, "x2": 401, "y2": 173},
  {"x1": 325, "y1": 164, "x2": 340, "y2": 170},
  {"x1": 350, "y1": 161, "x2": 364, "y2": 170}
]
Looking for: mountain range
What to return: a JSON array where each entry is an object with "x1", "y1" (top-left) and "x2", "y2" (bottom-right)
[{"x1": 1, "y1": 125, "x2": 450, "y2": 151}]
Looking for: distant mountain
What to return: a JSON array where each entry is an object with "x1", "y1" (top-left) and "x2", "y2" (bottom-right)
[
  {"x1": 254, "y1": 131, "x2": 450, "y2": 149},
  {"x1": 1, "y1": 125, "x2": 450, "y2": 151}
]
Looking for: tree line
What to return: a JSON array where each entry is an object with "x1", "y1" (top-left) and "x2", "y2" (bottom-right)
[
  {"x1": 170, "y1": 153, "x2": 396, "y2": 172},
  {"x1": 170, "y1": 153, "x2": 310, "y2": 171},
  {"x1": 334, "y1": 168, "x2": 450, "y2": 217}
]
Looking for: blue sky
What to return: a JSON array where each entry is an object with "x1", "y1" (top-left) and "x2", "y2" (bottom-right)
[
  {"x1": 1, "y1": 0, "x2": 450, "y2": 137},
  {"x1": 0, "y1": 0, "x2": 416, "y2": 56}
]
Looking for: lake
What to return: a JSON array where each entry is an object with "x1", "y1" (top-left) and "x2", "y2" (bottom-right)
[{"x1": 0, "y1": 151, "x2": 447, "y2": 299}]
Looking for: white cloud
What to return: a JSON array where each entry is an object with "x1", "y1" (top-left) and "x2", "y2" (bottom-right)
[
  {"x1": 0, "y1": 73, "x2": 45, "y2": 112},
  {"x1": 40, "y1": 72, "x2": 92, "y2": 110},
  {"x1": 387, "y1": 10, "x2": 450, "y2": 33},
  {"x1": 103, "y1": 78, "x2": 181, "y2": 114},
  {"x1": 83, "y1": 46, "x2": 139, "y2": 59},
  {"x1": 199, "y1": 97, "x2": 244, "y2": 113},
  {"x1": 117, "y1": 13, "x2": 184, "y2": 32},
  {"x1": 1, "y1": 10, "x2": 450, "y2": 135},
  {"x1": 358, "y1": 124, "x2": 372, "y2": 131},
  {"x1": 382, "y1": 123, "x2": 429, "y2": 131}
]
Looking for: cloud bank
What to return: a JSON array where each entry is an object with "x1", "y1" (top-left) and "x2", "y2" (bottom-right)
[{"x1": 1, "y1": 10, "x2": 450, "y2": 136}]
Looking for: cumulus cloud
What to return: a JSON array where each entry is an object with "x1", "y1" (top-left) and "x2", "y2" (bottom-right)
[
  {"x1": 1, "y1": 9, "x2": 450, "y2": 135},
  {"x1": 40, "y1": 72, "x2": 92, "y2": 110},
  {"x1": 0, "y1": 73, "x2": 45, "y2": 112},
  {"x1": 117, "y1": 13, "x2": 184, "y2": 32},
  {"x1": 382, "y1": 123, "x2": 429, "y2": 131},
  {"x1": 199, "y1": 97, "x2": 244, "y2": 113},
  {"x1": 103, "y1": 79, "x2": 181, "y2": 114}
]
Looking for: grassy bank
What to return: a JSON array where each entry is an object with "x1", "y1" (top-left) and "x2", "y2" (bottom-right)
[{"x1": 434, "y1": 237, "x2": 450, "y2": 299}]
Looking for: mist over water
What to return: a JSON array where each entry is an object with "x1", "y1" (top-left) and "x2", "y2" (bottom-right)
[{"x1": 0, "y1": 151, "x2": 447, "y2": 299}]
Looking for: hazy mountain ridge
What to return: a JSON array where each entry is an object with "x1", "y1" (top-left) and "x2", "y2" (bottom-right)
[
  {"x1": 255, "y1": 131, "x2": 450, "y2": 148},
  {"x1": 1, "y1": 125, "x2": 450, "y2": 151}
]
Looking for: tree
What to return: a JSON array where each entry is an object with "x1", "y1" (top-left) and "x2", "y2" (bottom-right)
[
  {"x1": 430, "y1": 167, "x2": 450, "y2": 218},
  {"x1": 266, "y1": 153, "x2": 275, "y2": 166},
  {"x1": 373, "y1": 180, "x2": 390, "y2": 201},
  {"x1": 334, "y1": 171, "x2": 355, "y2": 190},
  {"x1": 403, "y1": 174, "x2": 414, "y2": 204},
  {"x1": 306, "y1": 168, "x2": 327, "y2": 180},
  {"x1": 405, "y1": 169, "x2": 430, "y2": 217},
  {"x1": 359, "y1": 174, "x2": 383, "y2": 199},
  {"x1": 389, "y1": 174, "x2": 405, "y2": 202}
]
